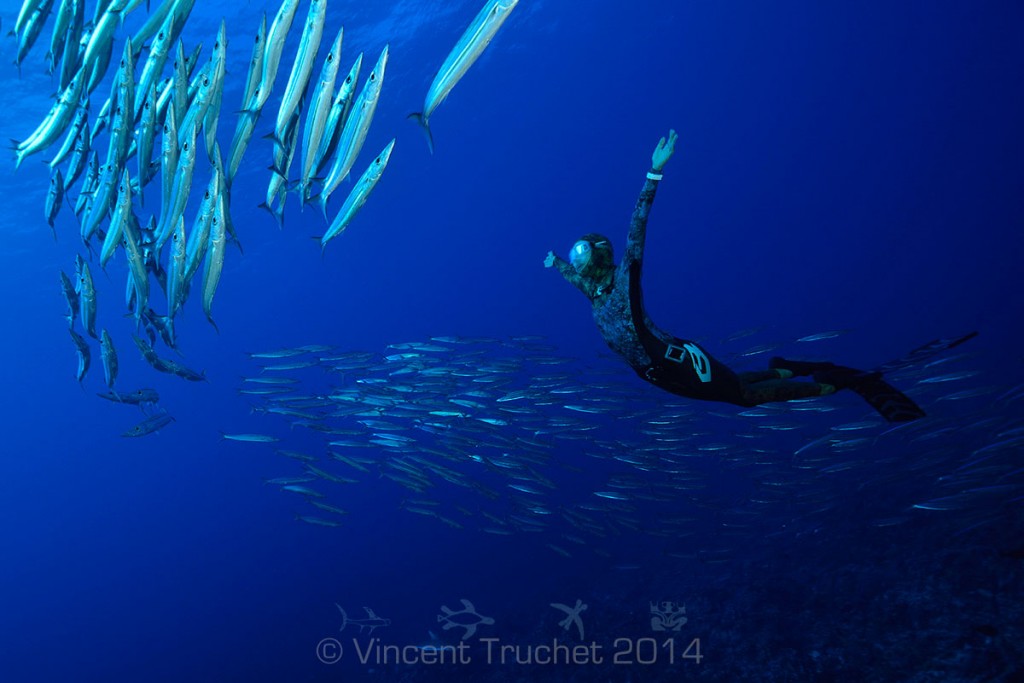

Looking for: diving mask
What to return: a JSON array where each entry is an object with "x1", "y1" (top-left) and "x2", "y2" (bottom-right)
[{"x1": 569, "y1": 240, "x2": 592, "y2": 273}]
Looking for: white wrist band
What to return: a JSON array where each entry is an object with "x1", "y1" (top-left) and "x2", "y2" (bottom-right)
[{"x1": 647, "y1": 171, "x2": 663, "y2": 181}]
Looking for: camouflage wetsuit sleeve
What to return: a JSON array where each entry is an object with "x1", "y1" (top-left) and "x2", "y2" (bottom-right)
[
  {"x1": 552, "y1": 255, "x2": 597, "y2": 298},
  {"x1": 620, "y1": 173, "x2": 661, "y2": 279}
]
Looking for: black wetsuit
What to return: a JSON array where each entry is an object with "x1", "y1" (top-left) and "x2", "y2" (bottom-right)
[{"x1": 554, "y1": 170, "x2": 824, "y2": 409}]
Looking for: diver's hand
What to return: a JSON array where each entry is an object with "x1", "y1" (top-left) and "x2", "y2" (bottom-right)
[
  {"x1": 544, "y1": 251, "x2": 556, "y2": 268},
  {"x1": 651, "y1": 129, "x2": 678, "y2": 172}
]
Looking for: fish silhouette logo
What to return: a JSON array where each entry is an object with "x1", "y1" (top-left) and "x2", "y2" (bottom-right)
[
  {"x1": 437, "y1": 598, "x2": 494, "y2": 640},
  {"x1": 550, "y1": 599, "x2": 588, "y2": 639},
  {"x1": 336, "y1": 604, "x2": 391, "y2": 634},
  {"x1": 649, "y1": 601, "x2": 687, "y2": 632}
]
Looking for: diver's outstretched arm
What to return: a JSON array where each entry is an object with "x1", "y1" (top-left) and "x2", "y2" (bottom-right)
[
  {"x1": 545, "y1": 251, "x2": 591, "y2": 295},
  {"x1": 623, "y1": 130, "x2": 678, "y2": 269}
]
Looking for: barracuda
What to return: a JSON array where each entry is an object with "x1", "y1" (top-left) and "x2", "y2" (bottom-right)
[
  {"x1": 320, "y1": 138, "x2": 394, "y2": 250},
  {"x1": 254, "y1": 0, "x2": 301, "y2": 112},
  {"x1": 69, "y1": 328, "x2": 91, "y2": 383},
  {"x1": 299, "y1": 26, "x2": 343, "y2": 203},
  {"x1": 100, "y1": 329, "x2": 118, "y2": 389},
  {"x1": 313, "y1": 52, "x2": 361, "y2": 176},
  {"x1": 319, "y1": 45, "x2": 388, "y2": 216},
  {"x1": 275, "y1": 0, "x2": 325, "y2": 138},
  {"x1": 409, "y1": 0, "x2": 519, "y2": 153},
  {"x1": 201, "y1": 157, "x2": 227, "y2": 333}
]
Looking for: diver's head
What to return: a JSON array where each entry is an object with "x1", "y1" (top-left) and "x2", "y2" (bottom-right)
[{"x1": 569, "y1": 234, "x2": 614, "y2": 278}]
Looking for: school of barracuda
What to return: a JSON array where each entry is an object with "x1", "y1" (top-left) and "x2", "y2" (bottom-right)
[
  {"x1": 12, "y1": 0, "x2": 519, "y2": 437},
  {"x1": 13, "y1": 2, "x2": 1021, "y2": 551},
  {"x1": 229, "y1": 333, "x2": 1023, "y2": 553}
]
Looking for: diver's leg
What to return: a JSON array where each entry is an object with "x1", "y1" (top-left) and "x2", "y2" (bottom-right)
[
  {"x1": 739, "y1": 369, "x2": 793, "y2": 383},
  {"x1": 741, "y1": 379, "x2": 835, "y2": 406},
  {"x1": 769, "y1": 357, "x2": 837, "y2": 377},
  {"x1": 763, "y1": 364, "x2": 924, "y2": 421}
]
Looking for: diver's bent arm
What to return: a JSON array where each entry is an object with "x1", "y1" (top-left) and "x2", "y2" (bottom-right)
[{"x1": 552, "y1": 255, "x2": 591, "y2": 295}]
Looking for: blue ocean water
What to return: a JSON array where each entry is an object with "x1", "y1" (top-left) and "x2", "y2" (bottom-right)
[{"x1": 1, "y1": 1, "x2": 1022, "y2": 681}]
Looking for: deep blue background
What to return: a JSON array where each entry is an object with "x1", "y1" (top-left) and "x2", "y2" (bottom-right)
[{"x1": 0, "y1": 1, "x2": 1021, "y2": 681}]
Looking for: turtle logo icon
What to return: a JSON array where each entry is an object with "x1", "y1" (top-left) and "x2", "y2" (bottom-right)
[{"x1": 437, "y1": 598, "x2": 495, "y2": 640}]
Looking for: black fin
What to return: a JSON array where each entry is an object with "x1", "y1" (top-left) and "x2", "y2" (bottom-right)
[
  {"x1": 813, "y1": 365, "x2": 924, "y2": 422},
  {"x1": 849, "y1": 376, "x2": 926, "y2": 422}
]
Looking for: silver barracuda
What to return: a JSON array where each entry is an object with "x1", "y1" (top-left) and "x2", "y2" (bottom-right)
[
  {"x1": 45, "y1": 169, "x2": 64, "y2": 236},
  {"x1": 226, "y1": 106, "x2": 260, "y2": 185},
  {"x1": 125, "y1": 263, "x2": 137, "y2": 313},
  {"x1": 135, "y1": 8, "x2": 177, "y2": 121},
  {"x1": 202, "y1": 20, "x2": 228, "y2": 158},
  {"x1": 222, "y1": 433, "x2": 280, "y2": 443},
  {"x1": 82, "y1": 0, "x2": 126, "y2": 90},
  {"x1": 69, "y1": 328, "x2": 91, "y2": 383},
  {"x1": 132, "y1": 0, "x2": 175, "y2": 47},
  {"x1": 226, "y1": 17, "x2": 267, "y2": 184},
  {"x1": 254, "y1": 0, "x2": 301, "y2": 112},
  {"x1": 275, "y1": 0, "x2": 325, "y2": 137},
  {"x1": 202, "y1": 171, "x2": 226, "y2": 333},
  {"x1": 166, "y1": 215, "x2": 186, "y2": 320},
  {"x1": 75, "y1": 254, "x2": 97, "y2": 338},
  {"x1": 122, "y1": 210, "x2": 149, "y2": 325},
  {"x1": 48, "y1": 102, "x2": 89, "y2": 170},
  {"x1": 97, "y1": 388, "x2": 160, "y2": 406},
  {"x1": 105, "y1": 98, "x2": 132, "y2": 176},
  {"x1": 182, "y1": 166, "x2": 219, "y2": 286},
  {"x1": 60, "y1": 270, "x2": 80, "y2": 329},
  {"x1": 15, "y1": 0, "x2": 36, "y2": 37},
  {"x1": 64, "y1": 128, "x2": 91, "y2": 191},
  {"x1": 15, "y1": 0, "x2": 55, "y2": 70},
  {"x1": 208, "y1": 144, "x2": 238, "y2": 251},
  {"x1": 177, "y1": 61, "x2": 213, "y2": 150},
  {"x1": 158, "y1": 104, "x2": 179, "y2": 230},
  {"x1": 100, "y1": 329, "x2": 118, "y2": 389},
  {"x1": 299, "y1": 26, "x2": 343, "y2": 204},
  {"x1": 48, "y1": 0, "x2": 77, "y2": 76},
  {"x1": 80, "y1": 160, "x2": 116, "y2": 245},
  {"x1": 89, "y1": 95, "x2": 111, "y2": 144},
  {"x1": 14, "y1": 67, "x2": 85, "y2": 167},
  {"x1": 136, "y1": 83, "x2": 158, "y2": 190},
  {"x1": 122, "y1": 410, "x2": 175, "y2": 437},
  {"x1": 132, "y1": 0, "x2": 191, "y2": 52},
  {"x1": 313, "y1": 52, "x2": 361, "y2": 175},
  {"x1": 155, "y1": 40, "x2": 201, "y2": 125},
  {"x1": 409, "y1": 0, "x2": 519, "y2": 153},
  {"x1": 241, "y1": 14, "x2": 267, "y2": 110},
  {"x1": 100, "y1": 168, "x2": 133, "y2": 268},
  {"x1": 173, "y1": 42, "x2": 199, "y2": 124},
  {"x1": 107, "y1": 39, "x2": 137, "y2": 168},
  {"x1": 58, "y1": 0, "x2": 85, "y2": 91},
  {"x1": 321, "y1": 138, "x2": 394, "y2": 250},
  {"x1": 85, "y1": 34, "x2": 115, "y2": 96},
  {"x1": 73, "y1": 150, "x2": 99, "y2": 217},
  {"x1": 319, "y1": 45, "x2": 388, "y2": 216},
  {"x1": 156, "y1": 122, "x2": 197, "y2": 249}
]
